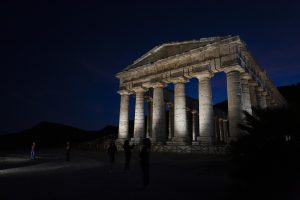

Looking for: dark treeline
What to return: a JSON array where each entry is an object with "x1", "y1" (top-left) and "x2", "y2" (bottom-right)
[
  {"x1": 230, "y1": 82, "x2": 300, "y2": 200},
  {"x1": 278, "y1": 82, "x2": 300, "y2": 106}
]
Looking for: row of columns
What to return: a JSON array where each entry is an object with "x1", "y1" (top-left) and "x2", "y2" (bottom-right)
[{"x1": 118, "y1": 69, "x2": 275, "y2": 144}]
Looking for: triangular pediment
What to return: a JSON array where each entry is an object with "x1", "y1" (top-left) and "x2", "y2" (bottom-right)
[{"x1": 122, "y1": 35, "x2": 232, "y2": 72}]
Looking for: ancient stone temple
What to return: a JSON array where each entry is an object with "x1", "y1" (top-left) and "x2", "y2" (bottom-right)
[{"x1": 116, "y1": 35, "x2": 287, "y2": 153}]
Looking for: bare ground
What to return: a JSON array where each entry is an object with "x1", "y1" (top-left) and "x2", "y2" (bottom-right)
[{"x1": 0, "y1": 149, "x2": 291, "y2": 200}]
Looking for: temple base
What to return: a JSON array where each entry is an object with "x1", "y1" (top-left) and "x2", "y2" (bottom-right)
[
  {"x1": 149, "y1": 137, "x2": 166, "y2": 145},
  {"x1": 197, "y1": 136, "x2": 214, "y2": 144},
  {"x1": 115, "y1": 138, "x2": 127, "y2": 145},
  {"x1": 131, "y1": 137, "x2": 143, "y2": 144}
]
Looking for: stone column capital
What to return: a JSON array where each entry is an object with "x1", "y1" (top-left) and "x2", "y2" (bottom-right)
[
  {"x1": 151, "y1": 82, "x2": 166, "y2": 88},
  {"x1": 241, "y1": 73, "x2": 252, "y2": 80},
  {"x1": 192, "y1": 110, "x2": 198, "y2": 115},
  {"x1": 248, "y1": 80, "x2": 258, "y2": 86},
  {"x1": 266, "y1": 95, "x2": 272, "y2": 100},
  {"x1": 132, "y1": 86, "x2": 147, "y2": 93},
  {"x1": 170, "y1": 76, "x2": 189, "y2": 84},
  {"x1": 118, "y1": 89, "x2": 131, "y2": 95},
  {"x1": 256, "y1": 87, "x2": 264, "y2": 92},
  {"x1": 141, "y1": 82, "x2": 152, "y2": 88},
  {"x1": 223, "y1": 65, "x2": 245, "y2": 74},
  {"x1": 194, "y1": 71, "x2": 214, "y2": 80}
]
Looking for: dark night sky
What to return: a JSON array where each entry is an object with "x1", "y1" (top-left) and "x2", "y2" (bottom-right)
[{"x1": 1, "y1": 0, "x2": 300, "y2": 133}]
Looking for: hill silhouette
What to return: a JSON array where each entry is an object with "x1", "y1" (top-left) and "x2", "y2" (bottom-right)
[
  {"x1": 0, "y1": 121, "x2": 118, "y2": 149},
  {"x1": 278, "y1": 82, "x2": 300, "y2": 107}
]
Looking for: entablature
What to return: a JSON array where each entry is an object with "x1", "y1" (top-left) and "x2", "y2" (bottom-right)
[{"x1": 116, "y1": 36, "x2": 287, "y2": 107}]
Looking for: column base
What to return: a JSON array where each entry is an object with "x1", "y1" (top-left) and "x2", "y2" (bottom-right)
[
  {"x1": 168, "y1": 137, "x2": 190, "y2": 145},
  {"x1": 131, "y1": 137, "x2": 143, "y2": 144},
  {"x1": 227, "y1": 136, "x2": 239, "y2": 143},
  {"x1": 150, "y1": 137, "x2": 165, "y2": 145},
  {"x1": 197, "y1": 136, "x2": 214, "y2": 144},
  {"x1": 115, "y1": 138, "x2": 128, "y2": 145}
]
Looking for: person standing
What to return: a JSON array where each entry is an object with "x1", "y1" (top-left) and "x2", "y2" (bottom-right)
[
  {"x1": 30, "y1": 142, "x2": 36, "y2": 160},
  {"x1": 140, "y1": 138, "x2": 151, "y2": 187},
  {"x1": 65, "y1": 141, "x2": 71, "y2": 161},
  {"x1": 107, "y1": 140, "x2": 117, "y2": 173},
  {"x1": 123, "y1": 140, "x2": 135, "y2": 173}
]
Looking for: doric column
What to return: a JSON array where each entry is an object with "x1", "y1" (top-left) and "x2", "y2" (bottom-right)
[
  {"x1": 225, "y1": 68, "x2": 243, "y2": 142},
  {"x1": 195, "y1": 71, "x2": 214, "y2": 144},
  {"x1": 266, "y1": 95, "x2": 272, "y2": 108},
  {"x1": 172, "y1": 78, "x2": 189, "y2": 144},
  {"x1": 117, "y1": 90, "x2": 130, "y2": 142},
  {"x1": 146, "y1": 99, "x2": 152, "y2": 138},
  {"x1": 133, "y1": 87, "x2": 146, "y2": 143},
  {"x1": 261, "y1": 91, "x2": 268, "y2": 109},
  {"x1": 256, "y1": 87, "x2": 267, "y2": 109},
  {"x1": 241, "y1": 75, "x2": 252, "y2": 115},
  {"x1": 219, "y1": 119, "x2": 224, "y2": 143},
  {"x1": 248, "y1": 81, "x2": 258, "y2": 108},
  {"x1": 167, "y1": 103, "x2": 174, "y2": 141},
  {"x1": 151, "y1": 82, "x2": 166, "y2": 144},
  {"x1": 187, "y1": 109, "x2": 193, "y2": 141},
  {"x1": 192, "y1": 110, "x2": 198, "y2": 142},
  {"x1": 214, "y1": 117, "x2": 220, "y2": 143},
  {"x1": 222, "y1": 120, "x2": 229, "y2": 144},
  {"x1": 270, "y1": 100, "x2": 278, "y2": 108}
]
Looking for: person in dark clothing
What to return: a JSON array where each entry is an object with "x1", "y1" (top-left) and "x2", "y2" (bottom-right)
[
  {"x1": 107, "y1": 140, "x2": 117, "y2": 173},
  {"x1": 123, "y1": 140, "x2": 135, "y2": 173},
  {"x1": 65, "y1": 141, "x2": 71, "y2": 161},
  {"x1": 30, "y1": 142, "x2": 36, "y2": 160},
  {"x1": 140, "y1": 138, "x2": 151, "y2": 187}
]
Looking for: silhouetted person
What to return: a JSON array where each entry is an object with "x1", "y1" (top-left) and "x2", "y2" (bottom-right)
[
  {"x1": 30, "y1": 142, "x2": 36, "y2": 160},
  {"x1": 65, "y1": 141, "x2": 71, "y2": 161},
  {"x1": 140, "y1": 138, "x2": 151, "y2": 187},
  {"x1": 123, "y1": 140, "x2": 135, "y2": 173},
  {"x1": 107, "y1": 140, "x2": 117, "y2": 173}
]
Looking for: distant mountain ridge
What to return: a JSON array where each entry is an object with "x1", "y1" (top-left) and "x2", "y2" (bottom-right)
[
  {"x1": 278, "y1": 83, "x2": 300, "y2": 107},
  {"x1": 0, "y1": 121, "x2": 118, "y2": 149}
]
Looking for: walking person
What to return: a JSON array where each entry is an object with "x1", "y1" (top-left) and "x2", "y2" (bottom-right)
[
  {"x1": 30, "y1": 142, "x2": 36, "y2": 160},
  {"x1": 140, "y1": 138, "x2": 151, "y2": 188},
  {"x1": 123, "y1": 140, "x2": 135, "y2": 173},
  {"x1": 65, "y1": 141, "x2": 71, "y2": 161},
  {"x1": 107, "y1": 140, "x2": 117, "y2": 173}
]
